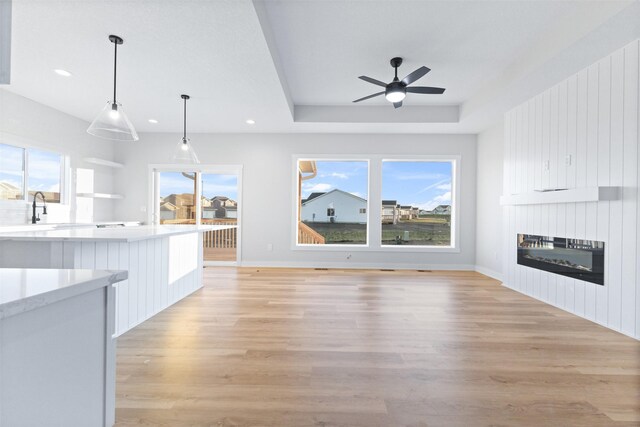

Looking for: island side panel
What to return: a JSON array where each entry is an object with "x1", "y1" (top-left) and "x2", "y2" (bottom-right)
[
  {"x1": 0, "y1": 286, "x2": 112, "y2": 426},
  {"x1": 0, "y1": 240, "x2": 62, "y2": 268},
  {"x1": 0, "y1": 232, "x2": 204, "y2": 336}
]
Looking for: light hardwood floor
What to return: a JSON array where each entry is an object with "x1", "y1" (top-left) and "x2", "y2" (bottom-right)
[{"x1": 115, "y1": 268, "x2": 640, "y2": 426}]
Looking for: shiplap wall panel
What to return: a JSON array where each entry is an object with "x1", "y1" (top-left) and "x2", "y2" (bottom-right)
[
  {"x1": 609, "y1": 49, "x2": 625, "y2": 330},
  {"x1": 503, "y1": 40, "x2": 640, "y2": 340},
  {"x1": 128, "y1": 242, "x2": 139, "y2": 328},
  {"x1": 621, "y1": 42, "x2": 639, "y2": 337},
  {"x1": 595, "y1": 55, "x2": 611, "y2": 325}
]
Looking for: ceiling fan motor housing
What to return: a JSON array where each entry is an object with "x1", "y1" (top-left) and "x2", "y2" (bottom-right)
[{"x1": 385, "y1": 80, "x2": 406, "y2": 98}]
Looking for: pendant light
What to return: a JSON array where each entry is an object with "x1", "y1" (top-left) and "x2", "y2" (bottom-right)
[
  {"x1": 87, "y1": 35, "x2": 138, "y2": 141},
  {"x1": 173, "y1": 94, "x2": 200, "y2": 164}
]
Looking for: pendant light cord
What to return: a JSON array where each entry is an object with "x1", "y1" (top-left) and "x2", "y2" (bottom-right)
[
  {"x1": 183, "y1": 97, "x2": 187, "y2": 139},
  {"x1": 113, "y1": 41, "x2": 118, "y2": 105}
]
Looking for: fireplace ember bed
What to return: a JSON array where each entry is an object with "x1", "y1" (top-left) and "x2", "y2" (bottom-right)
[{"x1": 517, "y1": 234, "x2": 604, "y2": 286}]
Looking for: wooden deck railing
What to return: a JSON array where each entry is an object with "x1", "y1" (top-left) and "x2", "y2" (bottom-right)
[
  {"x1": 298, "y1": 222, "x2": 326, "y2": 244},
  {"x1": 201, "y1": 219, "x2": 237, "y2": 249},
  {"x1": 162, "y1": 218, "x2": 237, "y2": 249}
]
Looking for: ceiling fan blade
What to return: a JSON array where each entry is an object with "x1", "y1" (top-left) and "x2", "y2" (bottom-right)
[
  {"x1": 401, "y1": 66, "x2": 430, "y2": 85},
  {"x1": 359, "y1": 76, "x2": 387, "y2": 87},
  {"x1": 406, "y1": 86, "x2": 446, "y2": 94},
  {"x1": 353, "y1": 91, "x2": 385, "y2": 103},
  {"x1": 393, "y1": 101, "x2": 403, "y2": 109}
]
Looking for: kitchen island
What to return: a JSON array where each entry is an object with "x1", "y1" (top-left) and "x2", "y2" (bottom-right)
[
  {"x1": 0, "y1": 225, "x2": 234, "y2": 336},
  {"x1": 0, "y1": 268, "x2": 127, "y2": 426}
]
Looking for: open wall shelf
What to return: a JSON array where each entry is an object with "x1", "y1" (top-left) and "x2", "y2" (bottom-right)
[
  {"x1": 83, "y1": 158, "x2": 124, "y2": 169},
  {"x1": 76, "y1": 193, "x2": 124, "y2": 200},
  {"x1": 500, "y1": 187, "x2": 620, "y2": 206}
]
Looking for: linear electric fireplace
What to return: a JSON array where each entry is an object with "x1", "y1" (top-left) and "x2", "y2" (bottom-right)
[{"x1": 517, "y1": 234, "x2": 605, "y2": 286}]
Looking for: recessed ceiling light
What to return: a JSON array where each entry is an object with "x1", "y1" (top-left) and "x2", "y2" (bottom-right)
[
  {"x1": 148, "y1": 119, "x2": 158, "y2": 124},
  {"x1": 246, "y1": 119, "x2": 255, "y2": 125},
  {"x1": 53, "y1": 69, "x2": 72, "y2": 77}
]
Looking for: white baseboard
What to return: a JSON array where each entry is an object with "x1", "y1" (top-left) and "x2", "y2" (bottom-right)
[
  {"x1": 237, "y1": 260, "x2": 477, "y2": 271},
  {"x1": 474, "y1": 265, "x2": 503, "y2": 281}
]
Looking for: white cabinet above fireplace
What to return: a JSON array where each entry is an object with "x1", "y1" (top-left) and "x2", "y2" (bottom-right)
[{"x1": 500, "y1": 186, "x2": 620, "y2": 206}]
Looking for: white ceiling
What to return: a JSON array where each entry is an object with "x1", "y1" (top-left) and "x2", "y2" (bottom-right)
[
  {"x1": 3, "y1": 0, "x2": 639, "y2": 134},
  {"x1": 263, "y1": 0, "x2": 588, "y2": 106}
]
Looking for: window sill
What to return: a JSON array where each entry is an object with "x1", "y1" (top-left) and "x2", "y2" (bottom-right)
[{"x1": 293, "y1": 244, "x2": 459, "y2": 253}]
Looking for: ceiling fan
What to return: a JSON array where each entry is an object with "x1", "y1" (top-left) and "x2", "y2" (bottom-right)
[{"x1": 353, "y1": 57, "x2": 445, "y2": 108}]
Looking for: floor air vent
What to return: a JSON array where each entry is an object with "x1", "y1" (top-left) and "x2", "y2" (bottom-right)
[
  {"x1": 417, "y1": 270, "x2": 432, "y2": 272},
  {"x1": 314, "y1": 268, "x2": 329, "y2": 270},
  {"x1": 380, "y1": 269, "x2": 396, "y2": 272}
]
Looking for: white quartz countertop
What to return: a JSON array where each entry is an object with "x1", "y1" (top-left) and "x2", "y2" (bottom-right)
[
  {"x1": 0, "y1": 221, "x2": 142, "y2": 233},
  {"x1": 0, "y1": 269, "x2": 127, "y2": 319},
  {"x1": 0, "y1": 224, "x2": 235, "y2": 242}
]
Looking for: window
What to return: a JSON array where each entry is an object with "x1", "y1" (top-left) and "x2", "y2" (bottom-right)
[
  {"x1": 0, "y1": 143, "x2": 64, "y2": 203},
  {"x1": 27, "y1": 148, "x2": 63, "y2": 203},
  {"x1": 0, "y1": 143, "x2": 25, "y2": 200},
  {"x1": 152, "y1": 165, "x2": 243, "y2": 266},
  {"x1": 297, "y1": 159, "x2": 368, "y2": 245},
  {"x1": 158, "y1": 171, "x2": 197, "y2": 224},
  {"x1": 381, "y1": 160, "x2": 453, "y2": 246}
]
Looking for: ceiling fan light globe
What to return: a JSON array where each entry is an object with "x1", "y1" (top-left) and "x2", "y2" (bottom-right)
[{"x1": 385, "y1": 91, "x2": 406, "y2": 103}]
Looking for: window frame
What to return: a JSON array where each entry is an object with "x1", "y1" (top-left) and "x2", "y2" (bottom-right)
[
  {"x1": 0, "y1": 137, "x2": 69, "y2": 206},
  {"x1": 293, "y1": 156, "x2": 371, "y2": 250},
  {"x1": 148, "y1": 163, "x2": 244, "y2": 266},
  {"x1": 379, "y1": 157, "x2": 459, "y2": 251},
  {"x1": 292, "y1": 154, "x2": 461, "y2": 253}
]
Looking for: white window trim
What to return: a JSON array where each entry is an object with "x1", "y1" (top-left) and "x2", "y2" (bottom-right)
[
  {"x1": 0, "y1": 135, "x2": 70, "y2": 206},
  {"x1": 292, "y1": 154, "x2": 461, "y2": 253},
  {"x1": 292, "y1": 155, "x2": 371, "y2": 251},
  {"x1": 148, "y1": 163, "x2": 243, "y2": 266},
  {"x1": 379, "y1": 156, "x2": 460, "y2": 252}
]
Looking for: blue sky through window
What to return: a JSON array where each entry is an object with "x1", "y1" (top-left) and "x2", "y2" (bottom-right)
[
  {"x1": 27, "y1": 148, "x2": 62, "y2": 194},
  {"x1": 0, "y1": 144, "x2": 25, "y2": 193},
  {"x1": 300, "y1": 161, "x2": 368, "y2": 200},
  {"x1": 159, "y1": 172, "x2": 238, "y2": 201},
  {"x1": 300, "y1": 160, "x2": 451, "y2": 211},
  {"x1": 382, "y1": 161, "x2": 452, "y2": 211},
  {"x1": 202, "y1": 174, "x2": 237, "y2": 200}
]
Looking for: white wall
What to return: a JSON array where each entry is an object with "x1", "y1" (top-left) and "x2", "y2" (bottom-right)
[
  {"x1": 502, "y1": 40, "x2": 640, "y2": 339},
  {"x1": 475, "y1": 122, "x2": 504, "y2": 280},
  {"x1": 115, "y1": 133, "x2": 477, "y2": 269},
  {"x1": 0, "y1": 89, "x2": 118, "y2": 225}
]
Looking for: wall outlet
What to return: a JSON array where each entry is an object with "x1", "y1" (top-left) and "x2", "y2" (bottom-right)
[
  {"x1": 267, "y1": 243, "x2": 273, "y2": 251},
  {"x1": 140, "y1": 205, "x2": 147, "y2": 213},
  {"x1": 565, "y1": 154, "x2": 572, "y2": 166},
  {"x1": 346, "y1": 254, "x2": 352, "y2": 260},
  {"x1": 543, "y1": 160, "x2": 550, "y2": 171}
]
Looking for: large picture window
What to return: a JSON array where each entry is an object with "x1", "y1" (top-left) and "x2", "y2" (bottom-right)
[
  {"x1": 297, "y1": 160, "x2": 368, "y2": 245},
  {"x1": 381, "y1": 160, "x2": 453, "y2": 246},
  {"x1": 0, "y1": 143, "x2": 65, "y2": 203}
]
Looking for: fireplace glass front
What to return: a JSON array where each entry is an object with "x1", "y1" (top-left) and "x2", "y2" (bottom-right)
[{"x1": 517, "y1": 234, "x2": 604, "y2": 286}]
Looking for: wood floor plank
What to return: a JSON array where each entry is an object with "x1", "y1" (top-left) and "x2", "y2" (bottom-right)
[{"x1": 116, "y1": 267, "x2": 640, "y2": 426}]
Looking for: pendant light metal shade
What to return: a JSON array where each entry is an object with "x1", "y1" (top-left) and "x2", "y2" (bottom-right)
[
  {"x1": 87, "y1": 35, "x2": 138, "y2": 141},
  {"x1": 173, "y1": 94, "x2": 200, "y2": 164}
]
